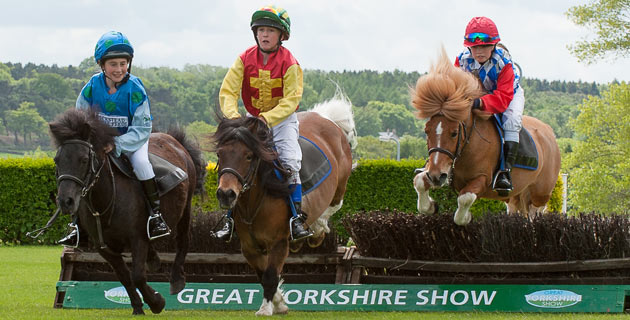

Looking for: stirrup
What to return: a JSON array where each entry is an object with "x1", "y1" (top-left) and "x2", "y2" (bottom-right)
[
  {"x1": 59, "y1": 223, "x2": 79, "y2": 248},
  {"x1": 492, "y1": 170, "x2": 513, "y2": 197},
  {"x1": 212, "y1": 217, "x2": 234, "y2": 243},
  {"x1": 289, "y1": 215, "x2": 313, "y2": 241},
  {"x1": 147, "y1": 215, "x2": 171, "y2": 240}
]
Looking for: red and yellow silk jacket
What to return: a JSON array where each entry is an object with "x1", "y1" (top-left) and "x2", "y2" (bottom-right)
[{"x1": 219, "y1": 45, "x2": 303, "y2": 127}]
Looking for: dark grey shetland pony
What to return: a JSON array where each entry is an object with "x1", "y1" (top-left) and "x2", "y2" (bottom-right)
[{"x1": 49, "y1": 109, "x2": 206, "y2": 315}]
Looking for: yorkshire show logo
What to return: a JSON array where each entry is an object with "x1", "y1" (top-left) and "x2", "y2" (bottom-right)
[
  {"x1": 525, "y1": 289, "x2": 582, "y2": 308},
  {"x1": 104, "y1": 286, "x2": 144, "y2": 304}
]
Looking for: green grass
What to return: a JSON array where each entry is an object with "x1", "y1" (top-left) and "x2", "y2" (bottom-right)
[{"x1": 0, "y1": 246, "x2": 626, "y2": 319}]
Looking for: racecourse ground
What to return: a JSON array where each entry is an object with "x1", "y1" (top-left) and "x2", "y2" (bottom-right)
[{"x1": 0, "y1": 246, "x2": 624, "y2": 319}]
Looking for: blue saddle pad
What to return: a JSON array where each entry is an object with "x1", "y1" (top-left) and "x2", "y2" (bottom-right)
[
  {"x1": 492, "y1": 115, "x2": 539, "y2": 171},
  {"x1": 298, "y1": 136, "x2": 332, "y2": 195}
]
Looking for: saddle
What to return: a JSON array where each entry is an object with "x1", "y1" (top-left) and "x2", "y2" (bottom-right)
[
  {"x1": 492, "y1": 114, "x2": 538, "y2": 171},
  {"x1": 109, "y1": 153, "x2": 188, "y2": 197}
]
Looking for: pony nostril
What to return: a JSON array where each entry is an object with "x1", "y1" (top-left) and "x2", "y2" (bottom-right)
[
  {"x1": 63, "y1": 197, "x2": 74, "y2": 208},
  {"x1": 439, "y1": 173, "x2": 448, "y2": 184}
]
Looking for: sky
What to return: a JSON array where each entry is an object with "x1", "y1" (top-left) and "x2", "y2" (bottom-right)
[{"x1": 0, "y1": 0, "x2": 627, "y2": 84}]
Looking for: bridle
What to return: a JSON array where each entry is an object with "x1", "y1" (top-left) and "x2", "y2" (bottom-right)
[
  {"x1": 427, "y1": 116, "x2": 476, "y2": 167},
  {"x1": 217, "y1": 157, "x2": 261, "y2": 194},
  {"x1": 56, "y1": 139, "x2": 104, "y2": 197},
  {"x1": 56, "y1": 139, "x2": 116, "y2": 251}
]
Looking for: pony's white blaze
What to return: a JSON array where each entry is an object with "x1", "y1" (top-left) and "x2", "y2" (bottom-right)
[{"x1": 433, "y1": 121, "x2": 443, "y2": 166}]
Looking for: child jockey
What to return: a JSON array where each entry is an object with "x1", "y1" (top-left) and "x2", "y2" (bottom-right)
[
  {"x1": 58, "y1": 31, "x2": 170, "y2": 246},
  {"x1": 454, "y1": 16, "x2": 525, "y2": 194},
  {"x1": 214, "y1": 5, "x2": 313, "y2": 242}
]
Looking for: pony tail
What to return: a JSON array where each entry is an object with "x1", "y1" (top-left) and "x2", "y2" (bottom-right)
[{"x1": 310, "y1": 83, "x2": 358, "y2": 149}]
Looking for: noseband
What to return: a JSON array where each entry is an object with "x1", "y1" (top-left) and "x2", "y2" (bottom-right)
[{"x1": 217, "y1": 157, "x2": 261, "y2": 193}]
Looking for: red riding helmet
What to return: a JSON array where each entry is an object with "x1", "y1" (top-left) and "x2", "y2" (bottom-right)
[{"x1": 463, "y1": 16, "x2": 500, "y2": 47}]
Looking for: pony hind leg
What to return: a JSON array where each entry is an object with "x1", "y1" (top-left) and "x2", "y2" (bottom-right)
[
  {"x1": 308, "y1": 200, "x2": 343, "y2": 248},
  {"x1": 146, "y1": 244, "x2": 161, "y2": 273},
  {"x1": 170, "y1": 201, "x2": 191, "y2": 295},
  {"x1": 99, "y1": 249, "x2": 145, "y2": 315}
]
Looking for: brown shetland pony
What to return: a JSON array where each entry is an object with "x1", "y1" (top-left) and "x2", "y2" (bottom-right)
[
  {"x1": 50, "y1": 109, "x2": 206, "y2": 315},
  {"x1": 213, "y1": 92, "x2": 356, "y2": 316},
  {"x1": 411, "y1": 47, "x2": 561, "y2": 225}
]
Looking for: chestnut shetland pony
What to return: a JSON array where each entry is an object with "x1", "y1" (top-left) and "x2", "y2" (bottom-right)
[
  {"x1": 213, "y1": 93, "x2": 356, "y2": 316},
  {"x1": 50, "y1": 109, "x2": 206, "y2": 315},
  {"x1": 411, "y1": 48, "x2": 561, "y2": 225}
]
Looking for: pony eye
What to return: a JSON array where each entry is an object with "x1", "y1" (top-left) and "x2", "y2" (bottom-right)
[
  {"x1": 451, "y1": 131, "x2": 458, "y2": 138},
  {"x1": 246, "y1": 154, "x2": 253, "y2": 161}
]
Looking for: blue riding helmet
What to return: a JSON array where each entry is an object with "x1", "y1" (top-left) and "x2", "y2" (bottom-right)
[{"x1": 94, "y1": 31, "x2": 134, "y2": 64}]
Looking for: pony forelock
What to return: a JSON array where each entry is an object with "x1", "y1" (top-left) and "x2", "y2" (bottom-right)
[{"x1": 411, "y1": 46, "x2": 483, "y2": 122}]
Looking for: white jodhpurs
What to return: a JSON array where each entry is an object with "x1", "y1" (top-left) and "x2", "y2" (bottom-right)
[
  {"x1": 124, "y1": 140, "x2": 155, "y2": 181},
  {"x1": 502, "y1": 86, "x2": 525, "y2": 143},
  {"x1": 271, "y1": 113, "x2": 302, "y2": 184}
]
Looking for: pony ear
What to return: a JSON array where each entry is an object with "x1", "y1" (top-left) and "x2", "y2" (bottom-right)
[{"x1": 78, "y1": 122, "x2": 91, "y2": 140}]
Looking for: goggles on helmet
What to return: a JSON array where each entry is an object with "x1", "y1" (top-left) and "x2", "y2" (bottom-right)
[{"x1": 465, "y1": 32, "x2": 500, "y2": 44}]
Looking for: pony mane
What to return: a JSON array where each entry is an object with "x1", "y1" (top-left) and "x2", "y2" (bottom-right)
[
  {"x1": 212, "y1": 116, "x2": 291, "y2": 198},
  {"x1": 49, "y1": 108, "x2": 119, "y2": 154},
  {"x1": 411, "y1": 46, "x2": 484, "y2": 122}
]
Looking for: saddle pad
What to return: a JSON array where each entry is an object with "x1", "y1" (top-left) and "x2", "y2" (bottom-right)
[
  {"x1": 298, "y1": 136, "x2": 332, "y2": 195},
  {"x1": 108, "y1": 153, "x2": 188, "y2": 196},
  {"x1": 492, "y1": 115, "x2": 539, "y2": 171}
]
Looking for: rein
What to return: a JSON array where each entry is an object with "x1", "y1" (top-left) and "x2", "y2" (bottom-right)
[{"x1": 56, "y1": 139, "x2": 117, "y2": 253}]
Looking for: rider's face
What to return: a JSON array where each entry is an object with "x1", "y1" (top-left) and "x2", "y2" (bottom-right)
[
  {"x1": 469, "y1": 45, "x2": 494, "y2": 64},
  {"x1": 256, "y1": 26, "x2": 281, "y2": 52},
  {"x1": 102, "y1": 58, "x2": 129, "y2": 83}
]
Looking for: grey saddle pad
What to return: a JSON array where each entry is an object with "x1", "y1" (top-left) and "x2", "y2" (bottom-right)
[{"x1": 108, "y1": 153, "x2": 188, "y2": 197}]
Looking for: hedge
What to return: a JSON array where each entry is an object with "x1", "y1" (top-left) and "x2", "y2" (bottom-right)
[{"x1": 0, "y1": 158, "x2": 561, "y2": 244}]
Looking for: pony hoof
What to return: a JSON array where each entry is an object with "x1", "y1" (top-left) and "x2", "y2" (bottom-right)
[
  {"x1": 170, "y1": 279, "x2": 186, "y2": 295},
  {"x1": 273, "y1": 303, "x2": 289, "y2": 314},
  {"x1": 307, "y1": 233, "x2": 326, "y2": 248},
  {"x1": 132, "y1": 308, "x2": 145, "y2": 315},
  {"x1": 289, "y1": 240, "x2": 304, "y2": 253},
  {"x1": 255, "y1": 303, "x2": 273, "y2": 316},
  {"x1": 149, "y1": 292, "x2": 166, "y2": 314}
]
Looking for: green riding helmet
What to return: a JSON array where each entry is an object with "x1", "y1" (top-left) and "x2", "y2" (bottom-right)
[{"x1": 250, "y1": 5, "x2": 291, "y2": 40}]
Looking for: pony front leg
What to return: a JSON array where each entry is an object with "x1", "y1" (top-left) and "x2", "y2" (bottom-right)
[
  {"x1": 413, "y1": 171, "x2": 437, "y2": 214},
  {"x1": 453, "y1": 176, "x2": 486, "y2": 226}
]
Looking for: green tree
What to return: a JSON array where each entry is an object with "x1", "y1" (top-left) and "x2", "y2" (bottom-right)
[
  {"x1": 566, "y1": 0, "x2": 630, "y2": 64},
  {"x1": 353, "y1": 105, "x2": 382, "y2": 137},
  {"x1": 566, "y1": 83, "x2": 630, "y2": 213},
  {"x1": 4, "y1": 102, "x2": 47, "y2": 146},
  {"x1": 353, "y1": 136, "x2": 396, "y2": 160}
]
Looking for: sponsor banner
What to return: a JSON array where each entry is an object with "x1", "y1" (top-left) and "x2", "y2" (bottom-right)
[{"x1": 57, "y1": 282, "x2": 627, "y2": 312}]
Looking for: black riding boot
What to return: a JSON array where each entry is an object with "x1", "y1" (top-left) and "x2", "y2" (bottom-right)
[
  {"x1": 290, "y1": 202, "x2": 314, "y2": 241},
  {"x1": 141, "y1": 178, "x2": 171, "y2": 240},
  {"x1": 213, "y1": 212, "x2": 234, "y2": 242},
  {"x1": 494, "y1": 141, "x2": 519, "y2": 194},
  {"x1": 58, "y1": 216, "x2": 79, "y2": 247}
]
